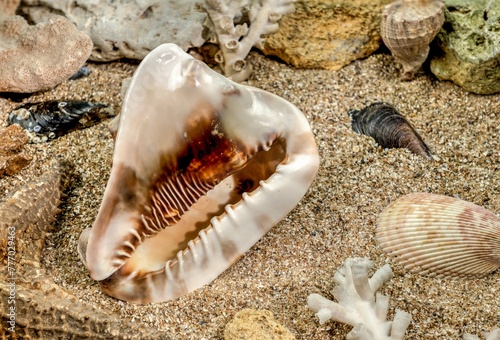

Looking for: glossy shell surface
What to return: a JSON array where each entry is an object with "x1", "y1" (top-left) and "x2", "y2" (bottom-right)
[
  {"x1": 78, "y1": 44, "x2": 319, "y2": 303},
  {"x1": 377, "y1": 193, "x2": 500, "y2": 277},
  {"x1": 8, "y1": 100, "x2": 114, "y2": 142},
  {"x1": 348, "y1": 102, "x2": 433, "y2": 159}
]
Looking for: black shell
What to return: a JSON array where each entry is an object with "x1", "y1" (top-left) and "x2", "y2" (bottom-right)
[
  {"x1": 8, "y1": 100, "x2": 114, "y2": 142},
  {"x1": 69, "y1": 66, "x2": 91, "y2": 80},
  {"x1": 348, "y1": 102, "x2": 432, "y2": 159}
]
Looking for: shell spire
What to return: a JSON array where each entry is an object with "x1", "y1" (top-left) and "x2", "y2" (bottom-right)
[
  {"x1": 381, "y1": 0, "x2": 445, "y2": 79},
  {"x1": 376, "y1": 193, "x2": 500, "y2": 277},
  {"x1": 348, "y1": 102, "x2": 433, "y2": 159}
]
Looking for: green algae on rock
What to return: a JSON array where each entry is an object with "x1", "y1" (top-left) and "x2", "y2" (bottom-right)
[{"x1": 430, "y1": 0, "x2": 500, "y2": 94}]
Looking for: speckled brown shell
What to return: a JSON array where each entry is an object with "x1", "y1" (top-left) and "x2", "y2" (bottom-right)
[
  {"x1": 381, "y1": 0, "x2": 445, "y2": 79},
  {"x1": 377, "y1": 193, "x2": 500, "y2": 277}
]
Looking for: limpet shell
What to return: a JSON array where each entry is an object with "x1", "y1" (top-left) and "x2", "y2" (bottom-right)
[{"x1": 376, "y1": 193, "x2": 500, "y2": 277}]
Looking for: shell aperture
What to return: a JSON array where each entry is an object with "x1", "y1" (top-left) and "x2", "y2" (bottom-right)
[{"x1": 78, "y1": 44, "x2": 319, "y2": 303}]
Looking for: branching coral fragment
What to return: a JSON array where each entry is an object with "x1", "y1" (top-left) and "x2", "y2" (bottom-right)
[
  {"x1": 307, "y1": 258, "x2": 412, "y2": 340},
  {"x1": 463, "y1": 328, "x2": 500, "y2": 340},
  {"x1": 200, "y1": 0, "x2": 295, "y2": 82}
]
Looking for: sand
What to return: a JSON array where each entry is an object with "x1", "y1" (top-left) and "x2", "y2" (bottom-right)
[{"x1": 0, "y1": 51, "x2": 498, "y2": 339}]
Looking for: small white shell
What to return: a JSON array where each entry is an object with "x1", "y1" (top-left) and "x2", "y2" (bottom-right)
[{"x1": 376, "y1": 193, "x2": 500, "y2": 277}]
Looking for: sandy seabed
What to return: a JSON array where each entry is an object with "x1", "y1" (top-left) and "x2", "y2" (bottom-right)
[{"x1": 0, "y1": 51, "x2": 499, "y2": 339}]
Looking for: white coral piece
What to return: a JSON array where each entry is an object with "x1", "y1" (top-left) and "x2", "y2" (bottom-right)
[
  {"x1": 200, "y1": 0, "x2": 295, "y2": 82},
  {"x1": 307, "y1": 257, "x2": 412, "y2": 340},
  {"x1": 463, "y1": 328, "x2": 500, "y2": 340}
]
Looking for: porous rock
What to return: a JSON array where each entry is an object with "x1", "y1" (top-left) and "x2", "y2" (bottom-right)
[
  {"x1": 0, "y1": 124, "x2": 31, "y2": 178},
  {"x1": 224, "y1": 309, "x2": 295, "y2": 340},
  {"x1": 20, "y1": 0, "x2": 206, "y2": 61},
  {"x1": 257, "y1": 0, "x2": 392, "y2": 70},
  {"x1": 0, "y1": 13, "x2": 93, "y2": 93},
  {"x1": 430, "y1": 0, "x2": 500, "y2": 94}
]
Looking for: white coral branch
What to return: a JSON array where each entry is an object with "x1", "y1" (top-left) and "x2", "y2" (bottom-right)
[
  {"x1": 307, "y1": 258, "x2": 412, "y2": 340},
  {"x1": 200, "y1": 0, "x2": 295, "y2": 82},
  {"x1": 463, "y1": 328, "x2": 500, "y2": 340}
]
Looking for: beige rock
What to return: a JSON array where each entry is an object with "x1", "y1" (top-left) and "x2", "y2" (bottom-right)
[
  {"x1": 0, "y1": 14, "x2": 92, "y2": 93},
  {"x1": 0, "y1": 124, "x2": 31, "y2": 177},
  {"x1": 258, "y1": 0, "x2": 392, "y2": 70},
  {"x1": 224, "y1": 309, "x2": 295, "y2": 340},
  {"x1": 20, "y1": 0, "x2": 206, "y2": 62},
  {"x1": 0, "y1": 0, "x2": 20, "y2": 15}
]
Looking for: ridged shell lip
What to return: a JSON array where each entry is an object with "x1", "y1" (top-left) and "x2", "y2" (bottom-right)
[{"x1": 79, "y1": 43, "x2": 320, "y2": 303}]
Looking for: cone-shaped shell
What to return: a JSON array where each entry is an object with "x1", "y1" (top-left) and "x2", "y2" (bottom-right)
[
  {"x1": 377, "y1": 193, "x2": 500, "y2": 277},
  {"x1": 348, "y1": 102, "x2": 433, "y2": 160},
  {"x1": 381, "y1": 0, "x2": 445, "y2": 79}
]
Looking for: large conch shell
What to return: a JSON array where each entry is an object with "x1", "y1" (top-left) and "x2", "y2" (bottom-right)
[
  {"x1": 381, "y1": 0, "x2": 445, "y2": 79},
  {"x1": 78, "y1": 44, "x2": 319, "y2": 304},
  {"x1": 377, "y1": 193, "x2": 500, "y2": 277}
]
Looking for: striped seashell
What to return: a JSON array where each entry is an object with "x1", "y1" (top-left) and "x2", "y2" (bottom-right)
[
  {"x1": 348, "y1": 102, "x2": 433, "y2": 160},
  {"x1": 376, "y1": 192, "x2": 500, "y2": 277},
  {"x1": 381, "y1": 0, "x2": 445, "y2": 79}
]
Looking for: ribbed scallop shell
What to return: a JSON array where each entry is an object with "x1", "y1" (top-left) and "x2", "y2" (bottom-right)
[
  {"x1": 348, "y1": 102, "x2": 433, "y2": 159},
  {"x1": 381, "y1": 0, "x2": 445, "y2": 79},
  {"x1": 377, "y1": 193, "x2": 500, "y2": 277}
]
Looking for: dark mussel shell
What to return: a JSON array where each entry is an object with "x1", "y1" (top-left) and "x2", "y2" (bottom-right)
[
  {"x1": 8, "y1": 100, "x2": 114, "y2": 142},
  {"x1": 69, "y1": 66, "x2": 91, "y2": 80},
  {"x1": 348, "y1": 102, "x2": 433, "y2": 159}
]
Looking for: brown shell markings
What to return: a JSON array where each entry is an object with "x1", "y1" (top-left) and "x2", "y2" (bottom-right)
[
  {"x1": 78, "y1": 44, "x2": 319, "y2": 304},
  {"x1": 348, "y1": 102, "x2": 433, "y2": 159},
  {"x1": 376, "y1": 193, "x2": 500, "y2": 277},
  {"x1": 381, "y1": 0, "x2": 445, "y2": 79}
]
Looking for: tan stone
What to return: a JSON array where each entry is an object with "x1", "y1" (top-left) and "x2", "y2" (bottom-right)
[
  {"x1": 0, "y1": 13, "x2": 92, "y2": 93},
  {"x1": 0, "y1": 124, "x2": 31, "y2": 178},
  {"x1": 0, "y1": 0, "x2": 20, "y2": 16},
  {"x1": 224, "y1": 309, "x2": 295, "y2": 340},
  {"x1": 258, "y1": 0, "x2": 392, "y2": 70}
]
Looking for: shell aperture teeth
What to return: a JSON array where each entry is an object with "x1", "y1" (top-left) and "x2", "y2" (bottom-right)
[{"x1": 80, "y1": 44, "x2": 319, "y2": 303}]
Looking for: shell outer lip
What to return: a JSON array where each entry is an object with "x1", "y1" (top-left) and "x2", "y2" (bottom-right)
[{"x1": 80, "y1": 43, "x2": 320, "y2": 303}]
